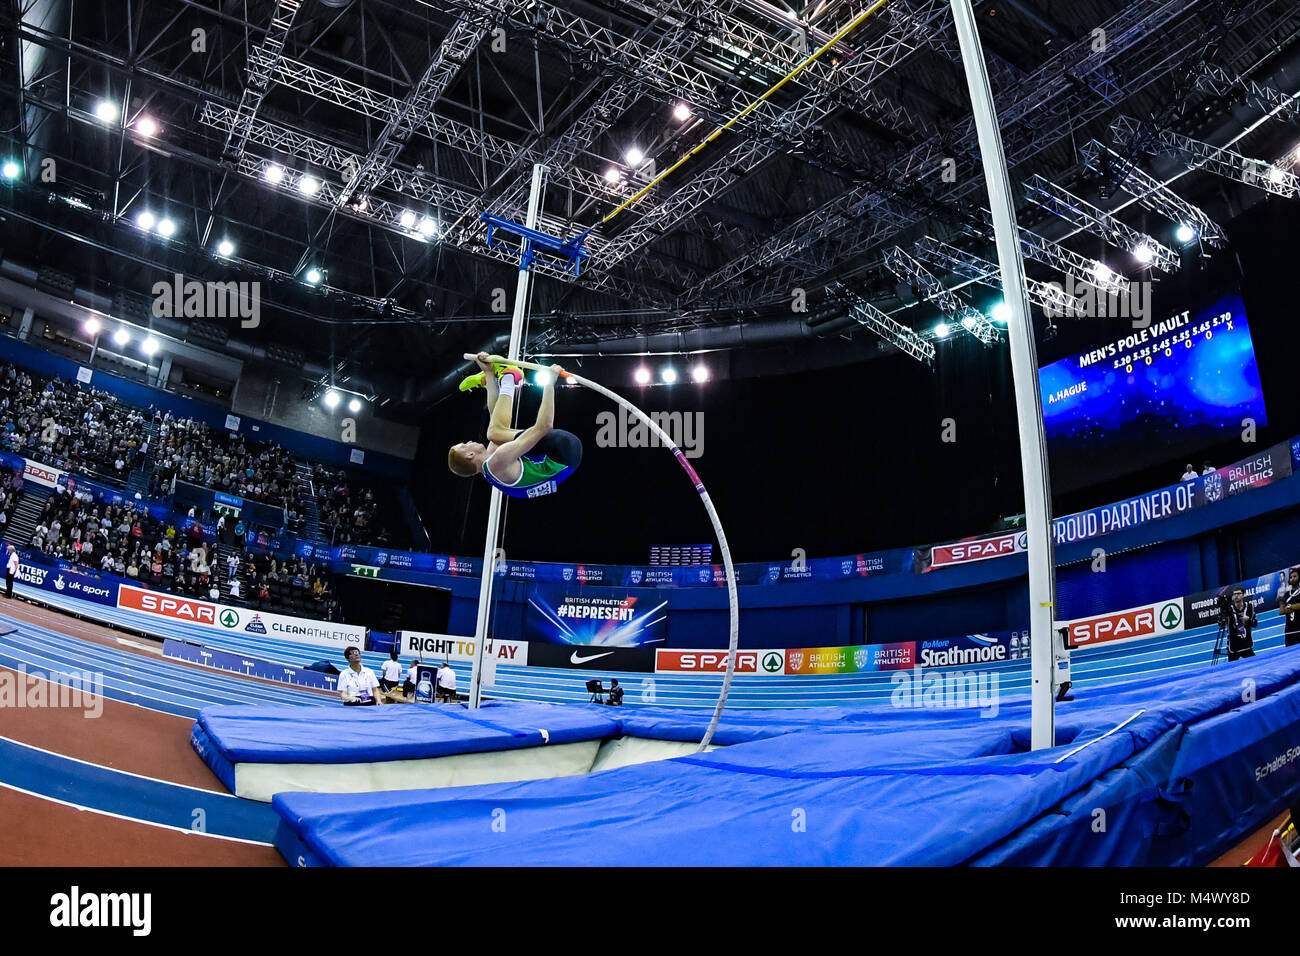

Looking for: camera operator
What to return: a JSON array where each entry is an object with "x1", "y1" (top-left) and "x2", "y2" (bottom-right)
[
  {"x1": 606, "y1": 678, "x2": 624, "y2": 707},
  {"x1": 1223, "y1": 586, "x2": 1257, "y2": 662},
  {"x1": 1279, "y1": 567, "x2": 1300, "y2": 648}
]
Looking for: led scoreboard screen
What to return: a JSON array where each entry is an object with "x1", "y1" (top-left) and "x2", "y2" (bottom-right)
[
  {"x1": 1038, "y1": 293, "x2": 1267, "y2": 482},
  {"x1": 648, "y1": 544, "x2": 713, "y2": 567}
]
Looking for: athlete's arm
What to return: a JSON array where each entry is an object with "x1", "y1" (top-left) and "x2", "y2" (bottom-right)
[{"x1": 477, "y1": 352, "x2": 501, "y2": 411}]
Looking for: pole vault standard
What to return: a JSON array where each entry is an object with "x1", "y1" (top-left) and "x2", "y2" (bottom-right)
[
  {"x1": 950, "y1": 0, "x2": 1058, "y2": 750},
  {"x1": 467, "y1": 164, "x2": 548, "y2": 711},
  {"x1": 463, "y1": 353, "x2": 741, "y2": 752}
]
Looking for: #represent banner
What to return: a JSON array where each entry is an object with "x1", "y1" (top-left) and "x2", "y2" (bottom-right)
[{"x1": 526, "y1": 584, "x2": 667, "y2": 647}]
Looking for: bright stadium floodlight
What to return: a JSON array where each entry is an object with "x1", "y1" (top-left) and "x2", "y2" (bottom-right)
[
  {"x1": 156, "y1": 218, "x2": 176, "y2": 238},
  {"x1": 84, "y1": 317, "x2": 101, "y2": 336},
  {"x1": 304, "y1": 268, "x2": 322, "y2": 285},
  {"x1": 217, "y1": 239, "x2": 235, "y2": 257},
  {"x1": 323, "y1": 390, "x2": 341, "y2": 410},
  {"x1": 604, "y1": 167, "x2": 621, "y2": 184},
  {"x1": 627, "y1": 147, "x2": 645, "y2": 167},
  {"x1": 673, "y1": 103, "x2": 692, "y2": 122},
  {"x1": 1, "y1": 160, "x2": 19, "y2": 181},
  {"x1": 95, "y1": 99, "x2": 119, "y2": 123},
  {"x1": 1133, "y1": 243, "x2": 1154, "y2": 265},
  {"x1": 935, "y1": 321, "x2": 950, "y2": 339},
  {"x1": 141, "y1": 337, "x2": 159, "y2": 357},
  {"x1": 348, "y1": 398, "x2": 362, "y2": 413},
  {"x1": 1176, "y1": 223, "x2": 1198, "y2": 243},
  {"x1": 534, "y1": 369, "x2": 554, "y2": 387},
  {"x1": 264, "y1": 163, "x2": 285, "y2": 184},
  {"x1": 634, "y1": 367, "x2": 652, "y2": 385},
  {"x1": 135, "y1": 116, "x2": 159, "y2": 137},
  {"x1": 298, "y1": 175, "x2": 320, "y2": 196},
  {"x1": 991, "y1": 302, "x2": 1011, "y2": 324},
  {"x1": 419, "y1": 217, "x2": 437, "y2": 237},
  {"x1": 113, "y1": 328, "x2": 130, "y2": 346},
  {"x1": 660, "y1": 366, "x2": 678, "y2": 384},
  {"x1": 399, "y1": 210, "x2": 417, "y2": 229},
  {"x1": 136, "y1": 210, "x2": 156, "y2": 231},
  {"x1": 691, "y1": 364, "x2": 709, "y2": 383},
  {"x1": 1091, "y1": 261, "x2": 1115, "y2": 283}
]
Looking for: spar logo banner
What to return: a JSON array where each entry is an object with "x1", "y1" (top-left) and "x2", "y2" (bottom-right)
[
  {"x1": 526, "y1": 584, "x2": 666, "y2": 647},
  {"x1": 655, "y1": 649, "x2": 787, "y2": 676},
  {"x1": 1061, "y1": 600, "x2": 1184, "y2": 650},
  {"x1": 399, "y1": 630, "x2": 528, "y2": 666},
  {"x1": 119, "y1": 584, "x2": 217, "y2": 626},
  {"x1": 923, "y1": 532, "x2": 1027, "y2": 571},
  {"x1": 215, "y1": 605, "x2": 365, "y2": 649},
  {"x1": 23, "y1": 459, "x2": 62, "y2": 489},
  {"x1": 785, "y1": 642, "x2": 915, "y2": 675}
]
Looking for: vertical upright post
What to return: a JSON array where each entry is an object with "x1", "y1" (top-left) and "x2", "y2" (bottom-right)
[
  {"x1": 468, "y1": 164, "x2": 548, "y2": 709},
  {"x1": 950, "y1": 0, "x2": 1057, "y2": 750}
]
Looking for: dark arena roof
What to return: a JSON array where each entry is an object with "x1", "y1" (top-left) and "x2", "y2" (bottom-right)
[{"x1": 2, "y1": 0, "x2": 1298, "y2": 412}]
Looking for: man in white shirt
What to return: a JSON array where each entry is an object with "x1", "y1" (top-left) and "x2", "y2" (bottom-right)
[
  {"x1": 437, "y1": 660, "x2": 458, "y2": 703},
  {"x1": 1181, "y1": 464, "x2": 1197, "y2": 481},
  {"x1": 228, "y1": 577, "x2": 242, "y2": 599},
  {"x1": 403, "y1": 659, "x2": 422, "y2": 699},
  {"x1": 337, "y1": 646, "x2": 379, "y2": 706},
  {"x1": 4, "y1": 544, "x2": 17, "y2": 599},
  {"x1": 379, "y1": 651, "x2": 404, "y2": 697}
]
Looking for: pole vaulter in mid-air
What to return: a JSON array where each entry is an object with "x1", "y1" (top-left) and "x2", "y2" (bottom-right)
[{"x1": 448, "y1": 353, "x2": 582, "y2": 499}]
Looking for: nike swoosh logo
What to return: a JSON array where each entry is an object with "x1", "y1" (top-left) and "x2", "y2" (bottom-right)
[{"x1": 570, "y1": 651, "x2": 615, "y2": 664}]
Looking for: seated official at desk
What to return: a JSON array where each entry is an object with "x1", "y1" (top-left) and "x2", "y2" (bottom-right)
[{"x1": 338, "y1": 646, "x2": 380, "y2": 705}]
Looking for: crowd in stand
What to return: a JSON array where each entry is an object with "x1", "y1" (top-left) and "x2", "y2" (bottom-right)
[
  {"x1": 0, "y1": 364, "x2": 150, "y2": 478},
  {"x1": 238, "y1": 551, "x2": 341, "y2": 621},
  {"x1": 153, "y1": 413, "x2": 302, "y2": 512},
  {"x1": 314, "y1": 463, "x2": 389, "y2": 547},
  {"x1": 0, "y1": 355, "x2": 419, "y2": 629},
  {"x1": 28, "y1": 484, "x2": 227, "y2": 598},
  {"x1": 0, "y1": 466, "x2": 23, "y2": 537}
]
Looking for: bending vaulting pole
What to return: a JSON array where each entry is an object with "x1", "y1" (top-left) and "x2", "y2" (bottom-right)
[
  {"x1": 465, "y1": 353, "x2": 740, "y2": 752},
  {"x1": 951, "y1": 0, "x2": 1057, "y2": 750},
  {"x1": 469, "y1": 164, "x2": 548, "y2": 710}
]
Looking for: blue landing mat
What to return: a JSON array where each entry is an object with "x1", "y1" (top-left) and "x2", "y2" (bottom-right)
[{"x1": 271, "y1": 649, "x2": 1300, "y2": 865}]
